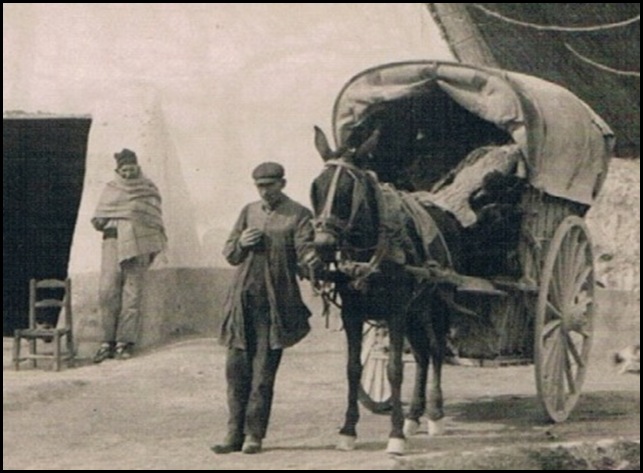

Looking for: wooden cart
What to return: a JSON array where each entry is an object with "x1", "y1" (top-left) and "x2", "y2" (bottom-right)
[{"x1": 329, "y1": 61, "x2": 614, "y2": 422}]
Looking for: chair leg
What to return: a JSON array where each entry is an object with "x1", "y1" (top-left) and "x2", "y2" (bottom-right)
[
  {"x1": 13, "y1": 333, "x2": 21, "y2": 371},
  {"x1": 66, "y1": 332, "x2": 75, "y2": 366},
  {"x1": 29, "y1": 339, "x2": 37, "y2": 369},
  {"x1": 54, "y1": 332, "x2": 61, "y2": 372}
]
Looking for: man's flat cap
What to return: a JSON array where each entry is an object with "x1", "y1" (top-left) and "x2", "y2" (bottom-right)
[{"x1": 252, "y1": 162, "x2": 285, "y2": 184}]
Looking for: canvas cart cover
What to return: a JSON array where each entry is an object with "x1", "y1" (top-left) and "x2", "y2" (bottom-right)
[{"x1": 332, "y1": 61, "x2": 614, "y2": 205}]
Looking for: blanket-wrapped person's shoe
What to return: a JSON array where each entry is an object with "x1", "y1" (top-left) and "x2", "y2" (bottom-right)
[
  {"x1": 114, "y1": 343, "x2": 133, "y2": 360},
  {"x1": 93, "y1": 344, "x2": 113, "y2": 364}
]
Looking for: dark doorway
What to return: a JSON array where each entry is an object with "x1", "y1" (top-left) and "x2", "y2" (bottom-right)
[{"x1": 3, "y1": 115, "x2": 92, "y2": 335}]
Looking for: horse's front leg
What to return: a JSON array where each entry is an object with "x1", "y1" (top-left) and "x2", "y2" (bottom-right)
[
  {"x1": 427, "y1": 350, "x2": 445, "y2": 436},
  {"x1": 426, "y1": 304, "x2": 448, "y2": 436},
  {"x1": 403, "y1": 317, "x2": 429, "y2": 437},
  {"x1": 337, "y1": 312, "x2": 362, "y2": 450},
  {"x1": 386, "y1": 314, "x2": 406, "y2": 455}
]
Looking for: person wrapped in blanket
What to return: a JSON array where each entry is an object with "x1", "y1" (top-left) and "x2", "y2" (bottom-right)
[{"x1": 91, "y1": 149, "x2": 167, "y2": 362}]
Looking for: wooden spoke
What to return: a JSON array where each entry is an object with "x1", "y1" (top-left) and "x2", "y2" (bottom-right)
[
  {"x1": 545, "y1": 332, "x2": 562, "y2": 373},
  {"x1": 384, "y1": 361, "x2": 392, "y2": 401},
  {"x1": 363, "y1": 354, "x2": 375, "y2": 396},
  {"x1": 372, "y1": 359, "x2": 380, "y2": 401},
  {"x1": 546, "y1": 301, "x2": 564, "y2": 321},
  {"x1": 374, "y1": 359, "x2": 383, "y2": 401},
  {"x1": 361, "y1": 327, "x2": 373, "y2": 365},
  {"x1": 542, "y1": 318, "x2": 562, "y2": 340},
  {"x1": 551, "y1": 338, "x2": 565, "y2": 411},
  {"x1": 563, "y1": 340, "x2": 577, "y2": 395},
  {"x1": 382, "y1": 360, "x2": 390, "y2": 400},
  {"x1": 549, "y1": 271, "x2": 564, "y2": 308},
  {"x1": 565, "y1": 333, "x2": 585, "y2": 368},
  {"x1": 562, "y1": 230, "x2": 579, "y2": 285},
  {"x1": 571, "y1": 240, "x2": 589, "y2": 278},
  {"x1": 572, "y1": 266, "x2": 593, "y2": 298},
  {"x1": 379, "y1": 360, "x2": 389, "y2": 401},
  {"x1": 555, "y1": 344, "x2": 566, "y2": 412},
  {"x1": 573, "y1": 328, "x2": 591, "y2": 339}
]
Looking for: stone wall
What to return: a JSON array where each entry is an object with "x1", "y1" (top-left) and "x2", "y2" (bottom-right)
[{"x1": 72, "y1": 268, "x2": 233, "y2": 357}]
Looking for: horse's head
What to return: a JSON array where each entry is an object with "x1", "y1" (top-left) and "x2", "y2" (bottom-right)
[{"x1": 310, "y1": 126, "x2": 381, "y2": 263}]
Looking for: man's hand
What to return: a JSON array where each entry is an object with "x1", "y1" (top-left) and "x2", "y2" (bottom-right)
[
  {"x1": 91, "y1": 217, "x2": 108, "y2": 231},
  {"x1": 238, "y1": 228, "x2": 263, "y2": 249}
]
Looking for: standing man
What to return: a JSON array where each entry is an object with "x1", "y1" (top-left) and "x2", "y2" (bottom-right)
[
  {"x1": 91, "y1": 149, "x2": 167, "y2": 362},
  {"x1": 212, "y1": 162, "x2": 318, "y2": 455}
]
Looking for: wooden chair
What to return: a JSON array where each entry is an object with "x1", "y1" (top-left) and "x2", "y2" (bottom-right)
[{"x1": 12, "y1": 278, "x2": 75, "y2": 371}]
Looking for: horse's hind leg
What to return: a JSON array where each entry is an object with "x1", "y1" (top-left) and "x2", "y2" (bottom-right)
[
  {"x1": 404, "y1": 317, "x2": 429, "y2": 437},
  {"x1": 427, "y1": 351, "x2": 446, "y2": 436},
  {"x1": 386, "y1": 313, "x2": 406, "y2": 454},
  {"x1": 337, "y1": 312, "x2": 362, "y2": 450},
  {"x1": 426, "y1": 301, "x2": 449, "y2": 436}
]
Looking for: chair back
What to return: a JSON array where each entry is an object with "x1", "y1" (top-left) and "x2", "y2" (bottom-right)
[{"x1": 28, "y1": 278, "x2": 72, "y2": 330}]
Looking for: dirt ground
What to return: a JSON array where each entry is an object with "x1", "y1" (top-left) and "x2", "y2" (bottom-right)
[{"x1": 3, "y1": 311, "x2": 640, "y2": 470}]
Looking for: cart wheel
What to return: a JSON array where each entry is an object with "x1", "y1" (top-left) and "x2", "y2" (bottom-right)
[
  {"x1": 358, "y1": 323, "x2": 392, "y2": 414},
  {"x1": 535, "y1": 216, "x2": 596, "y2": 422}
]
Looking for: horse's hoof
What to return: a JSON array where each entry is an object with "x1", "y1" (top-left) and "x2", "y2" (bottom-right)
[
  {"x1": 403, "y1": 419, "x2": 421, "y2": 437},
  {"x1": 336, "y1": 434, "x2": 356, "y2": 451},
  {"x1": 427, "y1": 418, "x2": 445, "y2": 437},
  {"x1": 386, "y1": 437, "x2": 406, "y2": 456}
]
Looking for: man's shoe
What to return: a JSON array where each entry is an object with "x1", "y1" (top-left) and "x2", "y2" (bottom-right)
[
  {"x1": 210, "y1": 440, "x2": 243, "y2": 454},
  {"x1": 241, "y1": 435, "x2": 262, "y2": 454},
  {"x1": 93, "y1": 344, "x2": 113, "y2": 364},
  {"x1": 114, "y1": 343, "x2": 132, "y2": 360}
]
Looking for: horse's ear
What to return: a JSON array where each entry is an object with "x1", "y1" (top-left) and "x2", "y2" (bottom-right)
[
  {"x1": 314, "y1": 126, "x2": 334, "y2": 161},
  {"x1": 355, "y1": 128, "x2": 381, "y2": 161}
]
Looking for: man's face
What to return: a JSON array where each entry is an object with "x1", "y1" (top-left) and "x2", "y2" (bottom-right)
[
  {"x1": 117, "y1": 164, "x2": 140, "y2": 180},
  {"x1": 256, "y1": 179, "x2": 285, "y2": 207}
]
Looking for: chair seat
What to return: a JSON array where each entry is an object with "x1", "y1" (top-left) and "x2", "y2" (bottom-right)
[{"x1": 16, "y1": 327, "x2": 71, "y2": 338}]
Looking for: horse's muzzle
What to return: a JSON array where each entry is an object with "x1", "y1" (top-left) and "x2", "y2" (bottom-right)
[{"x1": 314, "y1": 232, "x2": 338, "y2": 262}]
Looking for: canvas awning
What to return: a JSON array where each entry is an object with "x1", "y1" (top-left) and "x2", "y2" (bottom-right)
[{"x1": 333, "y1": 61, "x2": 614, "y2": 205}]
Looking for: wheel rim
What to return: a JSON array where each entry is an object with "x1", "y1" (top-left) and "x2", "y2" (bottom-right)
[
  {"x1": 535, "y1": 216, "x2": 595, "y2": 422},
  {"x1": 358, "y1": 324, "x2": 392, "y2": 413}
]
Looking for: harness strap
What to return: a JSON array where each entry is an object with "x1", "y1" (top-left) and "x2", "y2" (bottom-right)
[
  {"x1": 319, "y1": 164, "x2": 343, "y2": 223},
  {"x1": 349, "y1": 172, "x2": 389, "y2": 290},
  {"x1": 315, "y1": 159, "x2": 390, "y2": 291},
  {"x1": 324, "y1": 158, "x2": 361, "y2": 172},
  {"x1": 319, "y1": 159, "x2": 370, "y2": 234}
]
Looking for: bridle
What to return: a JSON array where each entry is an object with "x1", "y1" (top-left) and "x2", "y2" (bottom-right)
[
  {"x1": 310, "y1": 158, "x2": 378, "y2": 322},
  {"x1": 313, "y1": 158, "x2": 374, "y2": 245},
  {"x1": 312, "y1": 159, "x2": 388, "y2": 296}
]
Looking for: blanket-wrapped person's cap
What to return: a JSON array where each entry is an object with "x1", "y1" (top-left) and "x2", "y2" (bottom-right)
[
  {"x1": 252, "y1": 162, "x2": 285, "y2": 184},
  {"x1": 114, "y1": 148, "x2": 138, "y2": 168}
]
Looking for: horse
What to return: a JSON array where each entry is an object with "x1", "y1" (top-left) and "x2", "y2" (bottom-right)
[{"x1": 309, "y1": 126, "x2": 463, "y2": 455}]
